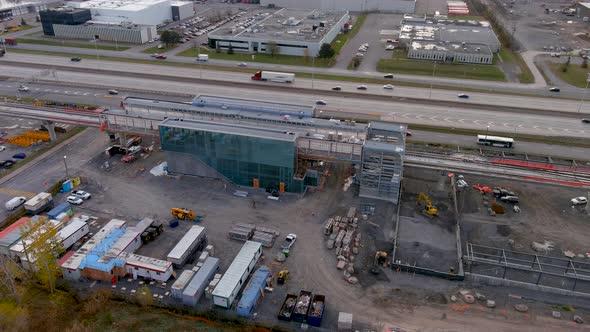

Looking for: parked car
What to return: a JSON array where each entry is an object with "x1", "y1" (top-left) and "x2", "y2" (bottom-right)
[
  {"x1": 331, "y1": 86, "x2": 342, "y2": 91},
  {"x1": 383, "y1": 84, "x2": 394, "y2": 90},
  {"x1": 280, "y1": 233, "x2": 297, "y2": 250},
  {"x1": 0, "y1": 146, "x2": 5, "y2": 151},
  {"x1": 315, "y1": 100, "x2": 327, "y2": 105},
  {"x1": 5, "y1": 196, "x2": 26, "y2": 211},
  {"x1": 571, "y1": 196, "x2": 588, "y2": 205},
  {"x1": 66, "y1": 196, "x2": 84, "y2": 205},
  {"x1": 355, "y1": 52, "x2": 364, "y2": 57},
  {"x1": 12, "y1": 152, "x2": 26, "y2": 159},
  {"x1": 549, "y1": 87, "x2": 560, "y2": 92},
  {"x1": 70, "y1": 57, "x2": 81, "y2": 62},
  {"x1": 357, "y1": 85, "x2": 368, "y2": 90},
  {"x1": 405, "y1": 131, "x2": 412, "y2": 137},
  {"x1": 385, "y1": 45, "x2": 395, "y2": 50},
  {"x1": 500, "y1": 195, "x2": 520, "y2": 203},
  {"x1": 0, "y1": 160, "x2": 15, "y2": 169},
  {"x1": 457, "y1": 93, "x2": 469, "y2": 99},
  {"x1": 72, "y1": 190, "x2": 91, "y2": 200},
  {"x1": 108, "y1": 89, "x2": 119, "y2": 95}
]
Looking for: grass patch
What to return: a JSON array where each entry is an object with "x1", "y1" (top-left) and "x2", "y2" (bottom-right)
[
  {"x1": 176, "y1": 47, "x2": 335, "y2": 67},
  {"x1": 142, "y1": 44, "x2": 177, "y2": 54},
  {"x1": 377, "y1": 49, "x2": 506, "y2": 81},
  {"x1": 16, "y1": 38, "x2": 130, "y2": 51},
  {"x1": 331, "y1": 14, "x2": 366, "y2": 55},
  {"x1": 547, "y1": 62, "x2": 590, "y2": 88},
  {"x1": 499, "y1": 48, "x2": 534, "y2": 83},
  {"x1": 0, "y1": 24, "x2": 36, "y2": 36},
  {"x1": 408, "y1": 124, "x2": 590, "y2": 148}
]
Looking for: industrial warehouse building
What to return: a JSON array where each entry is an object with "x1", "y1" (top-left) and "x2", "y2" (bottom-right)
[
  {"x1": 208, "y1": 8, "x2": 349, "y2": 56},
  {"x1": 0, "y1": 0, "x2": 52, "y2": 19},
  {"x1": 578, "y1": 2, "x2": 590, "y2": 19},
  {"x1": 117, "y1": 95, "x2": 406, "y2": 203},
  {"x1": 52, "y1": 22, "x2": 157, "y2": 43},
  {"x1": 260, "y1": 0, "x2": 416, "y2": 13},
  {"x1": 39, "y1": 7, "x2": 92, "y2": 36},
  {"x1": 399, "y1": 15, "x2": 500, "y2": 64}
]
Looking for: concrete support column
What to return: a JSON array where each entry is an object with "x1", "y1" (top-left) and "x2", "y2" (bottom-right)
[
  {"x1": 42, "y1": 120, "x2": 57, "y2": 141},
  {"x1": 119, "y1": 133, "x2": 127, "y2": 146}
]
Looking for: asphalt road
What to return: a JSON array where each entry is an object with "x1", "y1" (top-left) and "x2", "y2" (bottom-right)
[
  {"x1": 2, "y1": 53, "x2": 590, "y2": 114},
  {"x1": 4, "y1": 42, "x2": 590, "y2": 99},
  {"x1": 1, "y1": 69, "x2": 588, "y2": 139}
]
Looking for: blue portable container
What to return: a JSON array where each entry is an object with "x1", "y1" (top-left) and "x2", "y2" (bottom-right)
[
  {"x1": 62, "y1": 180, "x2": 73, "y2": 192},
  {"x1": 48, "y1": 202, "x2": 72, "y2": 220},
  {"x1": 236, "y1": 267, "x2": 271, "y2": 317}
]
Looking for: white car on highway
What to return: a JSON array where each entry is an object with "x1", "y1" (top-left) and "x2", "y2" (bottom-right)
[
  {"x1": 383, "y1": 84, "x2": 394, "y2": 90},
  {"x1": 18, "y1": 86, "x2": 29, "y2": 92},
  {"x1": 571, "y1": 197, "x2": 588, "y2": 205}
]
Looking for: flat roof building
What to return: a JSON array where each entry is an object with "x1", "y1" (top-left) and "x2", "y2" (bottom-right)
[
  {"x1": 260, "y1": 0, "x2": 416, "y2": 13},
  {"x1": 208, "y1": 8, "x2": 350, "y2": 56},
  {"x1": 66, "y1": 0, "x2": 192, "y2": 25},
  {"x1": 399, "y1": 16, "x2": 500, "y2": 53},
  {"x1": 408, "y1": 40, "x2": 493, "y2": 64}
]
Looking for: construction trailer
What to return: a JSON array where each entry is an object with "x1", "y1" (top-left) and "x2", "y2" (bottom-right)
[
  {"x1": 212, "y1": 241, "x2": 262, "y2": 309},
  {"x1": 0, "y1": 217, "x2": 30, "y2": 256},
  {"x1": 118, "y1": 252, "x2": 174, "y2": 282},
  {"x1": 167, "y1": 225, "x2": 206, "y2": 267},
  {"x1": 182, "y1": 256, "x2": 220, "y2": 306},
  {"x1": 171, "y1": 270, "x2": 196, "y2": 299},
  {"x1": 24, "y1": 192, "x2": 54, "y2": 215},
  {"x1": 236, "y1": 266, "x2": 271, "y2": 317},
  {"x1": 57, "y1": 218, "x2": 89, "y2": 250}
]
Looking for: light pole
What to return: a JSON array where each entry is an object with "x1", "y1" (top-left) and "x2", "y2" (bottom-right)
[
  {"x1": 311, "y1": 55, "x2": 315, "y2": 89},
  {"x1": 428, "y1": 61, "x2": 437, "y2": 99},
  {"x1": 577, "y1": 73, "x2": 590, "y2": 113},
  {"x1": 63, "y1": 155, "x2": 70, "y2": 179},
  {"x1": 486, "y1": 125, "x2": 490, "y2": 139}
]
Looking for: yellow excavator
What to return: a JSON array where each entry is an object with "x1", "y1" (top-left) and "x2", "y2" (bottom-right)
[
  {"x1": 171, "y1": 208, "x2": 195, "y2": 220},
  {"x1": 277, "y1": 270, "x2": 289, "y2": 285},
  {"x1": 417, "y1": 192, "x2": 438, "y2": 216}
]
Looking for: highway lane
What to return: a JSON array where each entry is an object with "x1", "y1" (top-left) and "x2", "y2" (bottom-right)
[
  {"x1": 3, "y1": 53, "x2": 590, "y2": 114},
  {"x1": 1, "y1": 69, "x2": 588, "y2": 139},
  {"x1": 6, "y1": 43, "x2": 589, "y2": 99}
]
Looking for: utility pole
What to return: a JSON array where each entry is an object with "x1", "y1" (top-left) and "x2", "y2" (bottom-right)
[
  {"x1": 311, "y1": 55, "x2": 315, "y2": 89},
  {"x1": 577, "y1": 73, "x2": 590, "y2": 113},
  {"x1": 428, "y1": 61, "x2": 437, "y2": 99}
]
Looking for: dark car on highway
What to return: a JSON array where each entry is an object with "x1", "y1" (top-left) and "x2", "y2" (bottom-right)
[
  {"x1": 384, "y1": 74, "x2": 394, "y2": 79},
  {"x1": 71, "y1": 57, "x2": 81, "y2": 62},
  {"x1": 549, "y1": 87, "x2": 560, "y2": 92},
  {"x1": 582, "y1": 118, "x2": 590, "y2": 124},
  {"x1": 457, "y1": 93, "x2": 469, "y2": 99}
]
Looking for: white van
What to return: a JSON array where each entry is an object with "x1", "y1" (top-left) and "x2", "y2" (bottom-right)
[{"x1": 5, "y1": 196, "x2": 26, "y2": 211}]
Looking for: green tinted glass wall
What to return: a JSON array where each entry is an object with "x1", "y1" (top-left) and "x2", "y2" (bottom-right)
[{"x1": 160, "y1": 125, "x2": 304, "y2": 192}]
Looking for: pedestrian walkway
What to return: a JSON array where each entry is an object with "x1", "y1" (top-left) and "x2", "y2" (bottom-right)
[{"x1": 0, "y1": 187, "x2": 36, "y2": 198}]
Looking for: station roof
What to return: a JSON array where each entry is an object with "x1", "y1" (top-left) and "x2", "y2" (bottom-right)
[{"x1": 209, "y1": 8, "x2": 347, "y2": 43}]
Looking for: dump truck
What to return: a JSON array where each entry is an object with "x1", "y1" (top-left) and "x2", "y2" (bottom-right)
[
  {"x1": 292, "y1": 290, "x2": 312, "y2": 322},
  {"x1": 306, "y1": 294, "x2": 325, "y2": 327},
  {"x1": 171, "y1": 208, "x2": 195, "y2": 220},
  {"x1": 278, "y1": 294, "x2": 298, "y2": 321},
  {"x1": 251, "y1": 71, "x2": 294, "y2": 83}
]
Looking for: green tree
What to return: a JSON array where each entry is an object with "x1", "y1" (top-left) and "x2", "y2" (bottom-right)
[
  {"x1": 318, "y1": 43, "x2": 335, "y2": 58},
  {"x1": 266, "y1": 41, "x2": 279, "y2": 57},
  {"x1": 160, "y1": 30, "x2": 181, "y2": 48},
  {"x1": 561, "y1": 56, "x2": 571, "y2": 72},
  {"x1": 227, "y1": 44, "x2": 234, "y2": 55},
  {"x1": 582, "y1": 58, "x2": 588, "y2": 69},
  {"x1": 136, "y1": 284, "x2": 153, "y2": 307}
]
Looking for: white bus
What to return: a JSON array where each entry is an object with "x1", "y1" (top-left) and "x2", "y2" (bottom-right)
[{"x1": 477, "y1": 135, "x2": 514, "y2": 148}]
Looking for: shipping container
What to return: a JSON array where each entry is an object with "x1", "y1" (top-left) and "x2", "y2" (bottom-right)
[
  {"x1": 212, "y1": 241, "x2": 262, "y2": 309},
  {"x1": 24, "y1": 192, "x2": 53, "y2": 215},
  {"x1": 292, "y1": 290, "x2": 312, "y2": 322},
  {"x1": 167, "y1": 225, "x2": 206, "y2": 267},
  {"x1": 278, "y1": 294, "x2": 298, "y2": 321},
  {"x1": 236, "y1": 266, "x2": 270, "y2": 317},
  {"x1": 182, "y1": 256, "x2": 220, "y2": 306},
  {"x1": 171, "y1": 270, "x2": 195, "y2": 298},
  {"x1": 48, "y1": 202, "x2": 72, "y2": 220}
]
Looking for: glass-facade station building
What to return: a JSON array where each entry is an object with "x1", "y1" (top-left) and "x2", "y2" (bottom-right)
[{"x1": 121, "y1": 95, "x2": 405, "y2": 202}]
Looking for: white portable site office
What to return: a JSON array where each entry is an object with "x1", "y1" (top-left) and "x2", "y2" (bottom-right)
[
  {"x1": 182, "y1": 256, "x2": 220, "y2": 306},
  {"x1": 171, "y1": 269, "x2": 195, "y2": 299},
  {"x1": 212, "y1": 241, "x2": 262, "y2": 309},
  {"x1": 167, "y1": 225, "x2": 206, "y2": 267}
]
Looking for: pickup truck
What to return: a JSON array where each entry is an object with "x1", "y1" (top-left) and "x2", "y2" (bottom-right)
[{"x1": 280, "y1": 233, "x2": 297, "y2": 250}]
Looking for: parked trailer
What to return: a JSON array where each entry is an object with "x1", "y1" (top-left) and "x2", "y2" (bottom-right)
[
  {"x1": 212, "y1": 241, "x2": 262, "y2": 309},
  {"x1": 251, "y1": 71, "x2": 295, "y2": 83},
  {"x1": 57, "y1": 218, "x2": 89, "y2": 250},
  {"x1": 236, "y1": 266, "x2": 271, "y2": 317},
  {"x1": 166, "y1": 225, "x2": 206, "y2": 267},
  {"x1": 278, "y1": 294, "x2": 298, "y2": 321},
  {"x1": 292, "y1": 290, "x2": 312, "y2": 322},
  {"x1": 48, "y1": 202, "x2": 72, "y2": 220},
  {"x1": 171, "y1": 270, "x2": 195, "y2": 298},
  {"x1": 182, "y1": 256, "x2": 220, "y2": 306},
  {"x1": 306, "y1": 294, "x2": 326, "y2": 327},
  {"x1": 24, "y1": 192, "x2": 53, "y2": 215}
]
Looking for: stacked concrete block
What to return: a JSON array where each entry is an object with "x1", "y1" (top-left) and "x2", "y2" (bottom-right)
[
  {"x1": 251, "y1": 231, "x2": 276, "y2": 248},
  {"x1": 335, "y1": 230, "x2": 345, "y2": 248},
  {"x1": 347, "y1": 207, "x2": 357, "y2": 219},
  {"x1": 204, "y1": 244, "x2": 214, "y2": 257},
  {"x1": 198, "y1": 251, "x2": 209, "y2": 263},
  {"x1": 229, "y1": 224, "x2": 254, "y2": 242}
]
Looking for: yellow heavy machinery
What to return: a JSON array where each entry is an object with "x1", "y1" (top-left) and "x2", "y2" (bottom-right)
[
  {"x1": 370, "y1": 251, "x2": 389, "y2": 275},
  {"x1": 277, "y1": 270, "x2": 289, "y2": 285},
  {"x1": 171, "y1": 208, "x2": 195, "y2": 220},
  {"x1": 417, "y1": 192, "x2": 438, "y2": 216}
]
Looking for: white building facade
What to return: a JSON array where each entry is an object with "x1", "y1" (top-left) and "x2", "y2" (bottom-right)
[{"x1": 260, "y1": 0, "x2": 415, "y2": 13}]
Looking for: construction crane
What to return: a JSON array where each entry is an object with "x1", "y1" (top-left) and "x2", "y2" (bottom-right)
[
  {"x1": 417, "y1": 192, "x2": 438, "y2": 216},
  {"x1": 277, "y1": 270, "x2": 289, "y2": 284},
  {"x1": 171, "y1": 208, "x2": 195, "y2": 220}
]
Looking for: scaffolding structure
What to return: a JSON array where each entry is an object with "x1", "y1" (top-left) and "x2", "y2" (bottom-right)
[{"x1": 359, "y1": 122, "x2": 406, "y2": 203}]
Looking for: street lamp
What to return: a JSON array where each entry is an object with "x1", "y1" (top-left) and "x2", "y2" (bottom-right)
[
  {"x1": 486, "y1": 125, "x2": 490, "y2": 139},
  {"x1": 63, "y1": 155, "x2": 70, "y2": 180},
  {"x1": 428, "y1": 61, "x2": 437, "y2": 99},
  {"x1": 577, "y1": 73, "x2": 590, "y2": 113}
]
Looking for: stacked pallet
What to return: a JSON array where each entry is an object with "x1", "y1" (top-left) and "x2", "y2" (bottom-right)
[
  {"x1": 447, "y1": 1, "x2": 469, "y2": 15},
  {"x1": 228, "y1": 223, "x2": 280, "y2": 247},
  {"x1": 229, "y1": 223, "x2": 254, "y2": 241},
  {"x1": 324, "y1": 207, "x2": 361, "y2": 283}
]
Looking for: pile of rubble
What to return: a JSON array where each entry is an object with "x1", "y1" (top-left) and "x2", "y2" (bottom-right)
[
  {"x1": 324, "y1": 207, "x2": 361, "y2": 284},
  {"x1": 228, "y1": 223, "x2": 280, "y2": 248}
]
